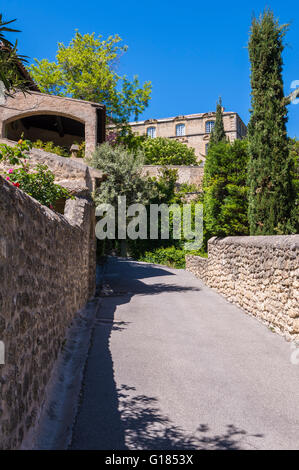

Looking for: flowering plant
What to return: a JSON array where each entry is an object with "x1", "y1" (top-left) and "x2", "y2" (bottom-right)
[
  {"x1": 5, "y1": 163, "x2": 72, "y2": 208},
  {"x1": 0, "y1": 138, "x2": 32, "y2": 165},
  {"x1": 1, "y1": 139, "x2": 73, "y2": 209}
]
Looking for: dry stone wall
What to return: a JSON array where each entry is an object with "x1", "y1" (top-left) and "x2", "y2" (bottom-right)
[
  {"x1": 0, "y1": 176, "x2": 96, "y2": 449},
  {"x1": 0, "y1": 138, "x2": 105, "y2": 194},
  {"x1": 186, "y1": 235, "x2": 299, "y2": 341},
  {"x1": 142, "y1": 165, "x2": 204, "y2": 187}
]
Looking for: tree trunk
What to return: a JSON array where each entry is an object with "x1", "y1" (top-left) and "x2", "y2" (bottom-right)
[{"x1": 120, "y1": 240, "x2": 127, "y2": 257}]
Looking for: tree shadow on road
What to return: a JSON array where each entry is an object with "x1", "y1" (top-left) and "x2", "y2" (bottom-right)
[
  {"x1": 99, "y1": 258, "x2": 202, "y2": 297},
  {"x1": 71, "y1": 258, "x2": 263, "y2": 450},
  {"x1": 118, "y1": 384, "x2": 264, "y2": 450}
]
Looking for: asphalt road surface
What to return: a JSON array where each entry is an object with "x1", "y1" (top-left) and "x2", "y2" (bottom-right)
[{"x1": 70, "y1": 257, "x2": 299, "y2": 450}]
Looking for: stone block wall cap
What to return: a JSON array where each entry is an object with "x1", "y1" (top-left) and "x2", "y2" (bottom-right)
[
  {"x1": 70, "y1": 144, "x2": 80, "y2": 151},
  {"x1": 0, "y1": 139, "x2": 104, "y2": 177},
  {"x1": 142, "y1": 164, "x2": 204, "y2": 169},
  {"x1": 55, "y1": 179, "x2": 90, "y2": 196},
  {"x1": 185, "y1": 254, "x2": 207, "y2": 261},
  {"x1": 11, "y1": 90, "x2": 106, "y2": 108},
  {"x1": 208, "y1": 234, "x2": 299, "y2": 249}
]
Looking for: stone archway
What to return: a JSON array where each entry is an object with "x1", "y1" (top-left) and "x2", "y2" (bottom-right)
[
  {"x1": 0, "y1": 91, "x2": 106, "y2": 156},
  {"x1": 4, "y1": 113, "x2": 85, "y2": 151}
]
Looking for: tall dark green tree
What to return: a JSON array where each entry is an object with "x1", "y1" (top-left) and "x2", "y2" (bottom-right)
[
  {"x1": 209, "y1": 97, "x2": 226, "y2": 145},
  {"x1": 247, "y1": 10, "x2": 295, "y2": 234},
  {"x1": 203, "y1": 139, "x2": 249, "y2": 244}
]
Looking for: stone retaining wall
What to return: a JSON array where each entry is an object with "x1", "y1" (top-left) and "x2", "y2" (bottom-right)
[
  {"x1": 0, "y1": 138, "x2": 105, "y2": 193},
  {"x1": 186, "y1": 235, "x2": 299, "y2": 341},
  {"x1": 142, "y1": 165, "x2": 204, "y2": 187},
  {"x1": 0, "y1": 176, "x2": 96, "y2": 449}
]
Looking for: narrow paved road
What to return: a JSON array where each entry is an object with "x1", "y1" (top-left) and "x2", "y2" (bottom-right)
[{"x1": 71, "y1": 257, "x2": 299, "y2": 450}]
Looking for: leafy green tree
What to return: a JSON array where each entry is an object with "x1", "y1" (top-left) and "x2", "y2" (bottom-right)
[
  {"x1": 141, "y1": 137, "x2": 198, "y2": 165},
  {"x1": 29, "y1": 31, "x2": 152, "y2": 123},
  {"x1": 107, "y1": 124, "x2": 148, "y2": 153},
  {"x1": 89, "y1": 143, "x2": 153, "y2": 207},
  {"x1": 90, "y1": 143, "x2": 204, "y2": 264},
  {"x1": 247, "y1": 10, "x2": 295, "y2": 234},
  {"x1": 203, "y1": 139, "x2": 249, "y2": 242},
  {"x1": 88, "y1": 143, "x2": 154, "y2": 255},
  {"x1": 0, "y1": 14, "x2": 30, "y2": 93},
  {"x1": 209, "y1": 97, "x2": 226, "y2": 145}
]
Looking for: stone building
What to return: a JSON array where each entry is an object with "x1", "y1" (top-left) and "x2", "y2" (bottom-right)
[
  {"x1": 127, "y1": 111, "x2": 247, "y2": 162},
  {"x1": 0, "y1": 90, "x2": 106, "y2": 156},
  {"x1": 0, "y1": 54, "x2": 106, "y2": 155}
]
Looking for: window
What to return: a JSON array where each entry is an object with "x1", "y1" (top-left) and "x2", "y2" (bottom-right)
[
  {"x1": 237, "y1": 120, "x2": 241, "y2": 135},
  {"x1": 205, "y1": 120, "x2": 215, "y2": 133},
  {"x1": 176, "y1": 123, "x2": 185, "y2": 136},
  {"x1": 147, "y1": 127, "x2": 156, "y2": 138},
  {"x1": 205, "y1": 143, "x2": 209, "y2": 155}
]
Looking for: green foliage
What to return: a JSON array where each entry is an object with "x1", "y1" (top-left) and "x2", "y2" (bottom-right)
[
  {"x1": 129, "y1": 168, "x2": 204, "y2": 260},
  {"x1": 139, "y1": 246, "x2": 187, "y2": 269},
  {"x1": 127, "y1": 167, "x2": 181, "y2": 259},
  {"x1": 176, "y1": 182, "x2": 203, "y2": 203},
  {"x1": 5, "y1": 163, "x2": 72, "y2": 208},
  {"x1": 90, "y1": 144, "x2": 205, "y2": 261},
  {"x1": 289, "y1": 138, "x2": 299, "y2": 232},
  {"x1": 138, "y1": 246, "x2": 207, "y2": 269},
  {"x1": 141, "y1": 137, "x2": 198, "y2": 166},
  {"x1": 89, "y1": 142, "x2": 155, "y2": 256},
  {"x1": 32, "y1": 139, "x2": 69, "y2": 158},
  {"x1": 29, "y1": 31, "x2": 152, "y2": 123},
  {"x1": 109, "y1": 124, "x2": 148, "y2": 152},
  {"x1": 247, "y1": 10, "x2": 296, "y2": 234},
  {"x1": 209, "y1": 97, "x2": 226, "y2": 145},
  {"x1": 0, "y1": 138, "x2": 32, "y2": 164},
  {"x1": 75, "y1": 141, "x2": 86, "y2": 159},
  {"x1": 148, "y1": 168, "x2": 179, "y2": 204},
  {"x1": 0, "y1": 14, "x2": 30, "y2": 93},
  {"x1": 89, "y1": 143, "x2": 154, "y2": 207},
  {"x1": 0, "y1": 140, "x2": 72, "y2": 208},
  {"x1": 203, "y1": 139, "x2": 249, "y2": 242}
]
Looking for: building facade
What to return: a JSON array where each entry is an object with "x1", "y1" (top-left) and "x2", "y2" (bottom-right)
[
  {"x1": 127, "y1": 111, "x2": 247, "y2": 162},
  {"x1": 0, "y1": 91, "x2": 106, "y2": 157}
]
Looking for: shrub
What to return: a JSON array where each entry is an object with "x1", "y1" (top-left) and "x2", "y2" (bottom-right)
[
  {"x1": 89, "y1": 142, "x2": 154, "y2": 207},
  {"x1": 32, "y1": 139, "x2": 69, "y2": 158},
  {"x1": 4, "y1": 163, "x2": 72, "y2": 208},
  {"x1": 141, "y1": 137, "x2": 198, "y2": 166},
  {"x1": 0, "y1": 140, "x2": 72, "y2": 209},
  {"x1": 113, "y1": 125, "x2": 148, "y2": 152},
  {"x1": 138, "y1": 246, "x2": 207, "y2": 269},
  {"x1": 0, "y1": 138, "x2": 32, "y2": 165},
  {"x1": 139, "y1": 246, "x2": 187, "y2": 269},
  {"x1": 75, "y1": 141, "x2": 85, "y2": 159},
  {"x1": 203, "y1": 139, "x2": 249, "y2": 242}
]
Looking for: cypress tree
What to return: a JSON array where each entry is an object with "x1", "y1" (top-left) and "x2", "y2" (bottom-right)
[
  {"x1": 247, "y1": 10, "x2": 295, "y2": 234},
  {"x1": 203, "y1": 139, "x2": 249, "y2": 244},
  {"x1": 209, "y1": 97, "x2": 226, "y2": 145}
]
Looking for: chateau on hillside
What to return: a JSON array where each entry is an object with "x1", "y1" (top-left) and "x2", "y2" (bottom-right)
[{"x1": 128, "y1": 111, "x2": 247, "y2": 161}]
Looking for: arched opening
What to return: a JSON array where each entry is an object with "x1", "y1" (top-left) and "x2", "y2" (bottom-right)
[{"x1": 4, "y1": 113, "x2": 85, "y2": 152}]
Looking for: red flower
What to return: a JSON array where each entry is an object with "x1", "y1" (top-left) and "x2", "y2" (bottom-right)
[{"x1": 13, "y1": 182, "x2": 20, "y2": 188}]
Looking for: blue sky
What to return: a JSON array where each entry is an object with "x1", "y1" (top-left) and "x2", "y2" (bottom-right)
[{"x1": 1, "y1": 0, "x2": 298, "y2": 137}]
